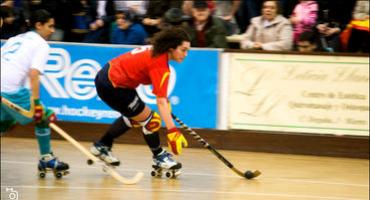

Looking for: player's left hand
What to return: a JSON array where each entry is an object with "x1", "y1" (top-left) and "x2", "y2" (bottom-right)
[
  {"x1": 45, "y1": 108, "x2": 57, "y2": 123},
  {"x1": 33, "y1": 99, "x2": 44, "y2": 123},
  {"x1": 167, "y1": 128, "x2": 188, "y2": 155}
]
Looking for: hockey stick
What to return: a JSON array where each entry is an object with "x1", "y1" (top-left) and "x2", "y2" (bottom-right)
[
  {"x1": 1, "y1": 96, "x2": 144, "y2": 184},
  {"x1": 0, "y1": 96, "x2": 34, "y2": 118},
  {"x1": 49, "y1": 123, "x2": 144, "y2": 184},
  {"x1": 171, "y1": 113, "x2": 261, "y2": 179}
]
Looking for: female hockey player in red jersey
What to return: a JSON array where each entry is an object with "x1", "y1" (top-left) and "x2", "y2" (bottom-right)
[{"x1": 91, "y1": 27, "x2": 190, "y2": 177}]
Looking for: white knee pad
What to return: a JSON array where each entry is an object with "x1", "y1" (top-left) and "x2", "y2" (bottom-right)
[{"x1": 140, "y1": 111, "x2": 162, "y2": 135}]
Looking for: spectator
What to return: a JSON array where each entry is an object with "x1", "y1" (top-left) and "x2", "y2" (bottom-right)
[
  {"x1": 114, "y1": 1, "x2": 147, "y2": 17},
  {"x1": 296, "y1": 31, "x2": 322, "y2": 52},
  {"x1": 290, "y1": 0, "x2": 318, "y2": 45},
  {"x1": 83, "y1": 0, "x2": 115, "y2": 43},
  {"x1": 280, "y1": 0, "x2": 299, "y2": 18},
  {"x1": 141, "y1": 0, "x2": 183, "y2": 37},
  {"x1": 69, "y1": 0, "x2": 92, "y2": 42},
  {"x1": 347, "y1": 0, "x2": 369, "y2": 53},
  {"x1": 160, "y1": 7, "x2": 190, "y2": 29},
  {"x1": 213, "y1": 0, "x2": 241, "y2": 35},
  {"x1": 0, "y1": 2, "x2": 28, "y2": 39},
  {"x1": 235, "y1": 0, "x2": 262, "y2": 33},
  {"x1": 110, "y1": 10, "x2": 147, "y2": 45},
  {"x1": 183, "y1": 0, "x2": 228, "y2": 48},
  {"x1": 315, "y1": 0, "x2": 356, "y2": 52},
  {"x1": 240, "y1": 0, "x2": 293, "y2": 51}
]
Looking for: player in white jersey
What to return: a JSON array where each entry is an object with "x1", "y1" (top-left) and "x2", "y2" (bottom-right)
[{"x1": 0, "y1": 9, "x2": 69, "y2": 179}]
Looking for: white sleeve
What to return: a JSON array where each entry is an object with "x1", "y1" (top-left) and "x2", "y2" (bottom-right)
[{"x1": 30, "y1": 43, "x2": 50, "y2": 74}]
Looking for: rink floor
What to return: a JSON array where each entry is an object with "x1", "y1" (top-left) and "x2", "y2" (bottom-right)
[{"x1": 1, "y1": 137, "x2": 369, "y2": 200}]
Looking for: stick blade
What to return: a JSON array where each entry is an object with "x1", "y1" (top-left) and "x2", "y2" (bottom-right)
[{"x1": 103, "y1": 165, "x2": 144, "y2": 185}]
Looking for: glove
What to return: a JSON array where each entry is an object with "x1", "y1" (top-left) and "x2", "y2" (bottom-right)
[
  {"x1": 33, "y1": 99, "x2": 44, "y2": 123},
  {"x1": 45, "y1": 108, "x2": 57, "y2": 123},
  {"x1": 167, "y1": 128, "x2": 188, "y2": 155}
]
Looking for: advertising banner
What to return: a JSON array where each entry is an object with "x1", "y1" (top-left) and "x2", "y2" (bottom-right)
[
  {"x1": 228, "y1": 53, "x2": 369, "y2": 136},
  {"x1": 1, "y1": 41, "x2": 219, "y2": 128}
]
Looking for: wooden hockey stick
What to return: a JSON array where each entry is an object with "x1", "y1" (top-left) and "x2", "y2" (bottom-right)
[
  {"x1": 172, "y1": 113, "x2": 261, "y2": 179},
  {"x1": 1, "y1": 96, "x2": 144, "y2": 184},
  {"x1": 49, "y1": 123, "x2": 144, "y2": 184},
  {"x1": 0, "y1": 96, "x2": 34, "y2": 118}
]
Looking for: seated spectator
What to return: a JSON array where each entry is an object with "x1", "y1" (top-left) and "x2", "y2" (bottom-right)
[
  {"x1": 240, "y1": 0, "x2": 293, "y2": 51},
  {"x1": 83, "y1": 1, "x2": 115, "y2": 43},
  {"x1": 0, "y1": 3, "x2": 27, "y2": 39},
  {"x1": 110, "y1": 10, "x2": 148, "y2": 45},
  {"x1": 296, "y1": 31, "x2": 322, "y2": 52},
  {"x1": 141, "y1": 0, "x2": 183, "y2": 37},
  {"x1": 160, "y1": 7, "x2": 190, "y2": 29},
  {"x1": 347, "y1": 0, "x2": 369, "y2": 53},
  {"x1": 315, "y1": 0, "x2": 356, "y2": 52},
  {"x1": 290, "y1": 0, "x2": 318, "y2": 45},
  {"x1": 213, "y1": 0, "x2": 241, "y2": 35},
  {"x1": 183, "y1": 0, "x2": 228, "y2": 48}
]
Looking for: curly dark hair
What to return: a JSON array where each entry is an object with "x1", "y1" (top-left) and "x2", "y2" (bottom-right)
[{"x1": 151, "y1": 27, "x2": 190, "y2": 57}]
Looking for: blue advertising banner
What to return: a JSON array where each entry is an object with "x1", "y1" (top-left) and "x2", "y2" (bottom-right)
[
  {"x1": 0, "y1": 41, "x2": 219, "y2": 128},
  {"x1": 1, "y1": 41, "x2": 219, "y2": 128}
]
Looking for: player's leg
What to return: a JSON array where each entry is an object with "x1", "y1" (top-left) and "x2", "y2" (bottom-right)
[
  {"x1": 35, "y1": 107, "x2": 69, "y2": 176},
  {"x1": 132, "y1": 106, "x2": 181, "y2": 171},
  {"x1": 90, "y1": 116, "x2": 133, "y2": 166},
  {"x1": 91, "y1": 64, "x2": 139, "y2": 165},
  {"x1": 0, "y1": 105, "x2": 17, "y2": 133},
  {"x1": 1, "y1": 89, "x2": 33, "y2": 132},
  {"x1": 1, "y1": 89, "x2": 69, "y2": 176}
]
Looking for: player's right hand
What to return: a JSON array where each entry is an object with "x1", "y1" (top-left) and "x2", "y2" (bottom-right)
[
  {"x1": 167, "y1": 128, "x2": 188, "y2": 155},
  {"x1": 33, "y1": 99, "x2": 44, "y2": 123}
]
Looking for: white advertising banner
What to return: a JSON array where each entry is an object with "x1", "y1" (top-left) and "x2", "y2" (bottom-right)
[{"x1": 229, "y1": 53, "x2": 369, "y2": 136}]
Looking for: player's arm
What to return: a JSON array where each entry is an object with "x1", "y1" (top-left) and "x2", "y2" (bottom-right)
[
  {"x1": 29, "y1": 68, "x2": 44, "y2": 122},
  {"x1": 157, "y1": 97, "x2": 188, "y2": 155},
  {"x1": 156, "y1": 97, "x2": 175, "y2": 130},
  {"x1": 29, "y1": 68, "x2": 41, "y2": 100}
]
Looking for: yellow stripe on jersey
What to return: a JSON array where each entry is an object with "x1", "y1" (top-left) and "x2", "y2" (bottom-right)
[{"x1": 159, "y1": 72, "x2": 169, "y2": 88}]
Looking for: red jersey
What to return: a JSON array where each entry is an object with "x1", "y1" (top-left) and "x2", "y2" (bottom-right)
[{"x1": 108, "y1": 46, "x2": 170, "y2": 97}]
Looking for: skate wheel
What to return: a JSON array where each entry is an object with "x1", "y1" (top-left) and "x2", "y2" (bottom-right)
[
  {"x1": 165, "y1": 171, "x2": 173, "y2": 178},
  {"x1": 151, "y1": 170, "x2": 162, "y2": 177},
  {"x1": 63, "y1": 171, "x2": 70, "y2": 176},
  {"x1": 54, "y1": 172, "x2": 63, "y2": 179},
  {"x1": 151, "y1": 171, "x2": 157, "y2": 177},
  {"x1": 87, "y1": 159, "x2": 94, "y2": 165},
  {"x1": 39, "y1": 172, "x2": 46, "y2": 178}
]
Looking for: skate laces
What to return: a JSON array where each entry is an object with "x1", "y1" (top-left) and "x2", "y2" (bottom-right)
[
  {"x1": 95, "y1": 143, "x2": 116, "y2": 158},
  {"x1": 156, "y1": 151, "x2": 174, "y2": 162}
]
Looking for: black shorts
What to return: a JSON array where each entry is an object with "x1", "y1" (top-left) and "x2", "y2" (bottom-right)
[{"x1": 94, "y1": 63, "x2": 145, "y2": 118}]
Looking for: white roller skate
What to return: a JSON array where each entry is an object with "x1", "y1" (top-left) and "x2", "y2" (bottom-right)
[
  {"x1": 89, "y1": 142, "x2": 120, "y2": 167},
  {"x1": 151, "y1": 150, "x2": 182, "y2": 178},
  {"x1": 38, "y1": 153, "x2": 69, "y2": 179}
]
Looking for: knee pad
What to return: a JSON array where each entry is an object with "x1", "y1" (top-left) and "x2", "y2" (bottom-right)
[
  {"x1": 140, "y1": 111, "x2": 162, "y2": 135},
  {"x1": 122, "y1": 116, "x2": 141, "y2": 128}
]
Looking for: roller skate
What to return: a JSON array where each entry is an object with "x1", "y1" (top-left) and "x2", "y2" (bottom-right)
[
  {"x1": 89, "y1": 142, "x2": 120, "y2": 167},
  {"x1": 38, "y1": 153, "x2": 69, "y2": 179},
  {"x1": 151, "y1": 150, "x2": 182, "y2": 179}
]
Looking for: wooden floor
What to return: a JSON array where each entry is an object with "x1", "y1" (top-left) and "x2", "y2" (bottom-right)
[{"x1": 1, "y1": 137, "x2": 369, "y2": 200}]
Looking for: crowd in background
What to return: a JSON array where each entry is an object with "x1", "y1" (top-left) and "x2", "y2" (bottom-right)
[{"x1": 0, "y1": 0, "x2": 368, "y2": 53}]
